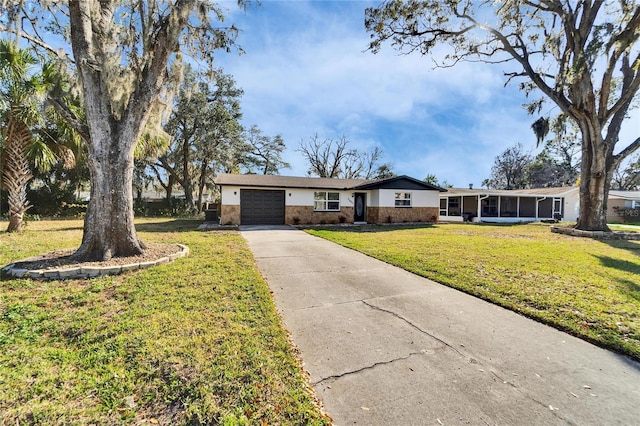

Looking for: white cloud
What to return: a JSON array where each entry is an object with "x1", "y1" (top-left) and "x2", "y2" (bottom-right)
[{"x1": 215, "y1": 1, "x2": 640, "y2": 185}]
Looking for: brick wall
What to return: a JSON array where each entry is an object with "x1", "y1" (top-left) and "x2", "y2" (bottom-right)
[
  {"x1": 221, "y1": 204, "x2": 439, "y2": 225},
  {"x1": 220, "y1": 205, "x2": 241, "y2": 225},
  {"x1": 286, "y1": 205, "x2": 354, "y2": 225},
  {"x1": 367, "y1": 207, "x2": 439, "y2": 224}
]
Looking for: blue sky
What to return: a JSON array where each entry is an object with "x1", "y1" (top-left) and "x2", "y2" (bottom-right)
[{"x1": 214, "y1": 0, "x2": 639, "y2": 187}]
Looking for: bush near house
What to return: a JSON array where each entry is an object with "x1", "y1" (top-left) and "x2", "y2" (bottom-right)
[{"x1": 307, "y1": 223, "x2": 640, "y2": 361}]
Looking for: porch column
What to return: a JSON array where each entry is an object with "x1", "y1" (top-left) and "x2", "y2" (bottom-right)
[
  {"x1": 536, "y1": 197, "x2": 547, "y2": 220},
  {"x1": 478, "y1": 195, "x2": 488, "y2": 220}
]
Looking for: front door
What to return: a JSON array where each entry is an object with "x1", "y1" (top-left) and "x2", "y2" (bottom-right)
[
  {"x1": 354, "y1": 192, "x2": 366, "y2": 222},
  {"x1": 553, "y1": 197, "x2": 563, "y2": 220}
]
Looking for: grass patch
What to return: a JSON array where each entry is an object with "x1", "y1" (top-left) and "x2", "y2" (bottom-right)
[
  {"x1": 306, "y1": 223, "x2": 640, "y2": 360},
  {"x1": 1, "y1": 219, "x2": 329, "y2": 425}
]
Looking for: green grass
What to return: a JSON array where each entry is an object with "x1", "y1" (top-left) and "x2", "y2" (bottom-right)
[
  {"x1": 1, "y1": 219, "x2": 330, "y2": 425},
  {"x1": 306, "y1": 223, "x2": 640, "y2": 360}
]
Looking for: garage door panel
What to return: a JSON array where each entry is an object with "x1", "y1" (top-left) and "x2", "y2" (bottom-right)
[{"x1": 241, "y1": 190, "x2": 285, "y2": 225}]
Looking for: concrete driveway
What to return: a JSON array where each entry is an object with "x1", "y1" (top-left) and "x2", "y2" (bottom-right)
[{"x1": 240, "y1": 226, "x2": 640, "y2": 425}]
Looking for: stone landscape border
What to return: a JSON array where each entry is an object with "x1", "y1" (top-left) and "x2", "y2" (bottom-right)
[
  {"x1": 551, "y1": 225, "x2": 640, "y2": 240},
  {"x1": 2, "y1": 244, "x2": 190, "y2": 280}
]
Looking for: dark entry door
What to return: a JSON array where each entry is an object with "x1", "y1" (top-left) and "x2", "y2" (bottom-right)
[
  {"x1": 354, "y1": 192, "x2": 366, "y2": 222},
  {"x1": 240, "y1": 189, "x2": 285, "y2": 225}
]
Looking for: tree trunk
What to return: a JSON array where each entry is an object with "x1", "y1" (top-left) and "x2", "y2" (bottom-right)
[
  {"x1": 196, "y1": 157, "x2": 210, "y2": 214},
  {"x1": 166, "y1": 174, "x2": 174, "y2": 202},
  {"x1": 183, "y1": 186, "x2": 196, "y2": 214},
  {"x1": 180, "y1": 136, "x2": 197, "y2": 214},
  {"x1": 3, "y1": 119, "x2": 32, "y2": 233},
  {"x1": 72, "y1": 128, "x2": 144, "y2": 260},
  {"x1": 66, "y1": 0, "x2": 199, "y2": 259},
  {"x1": 575, "y1": 121, "x2": 612, "y2": 231}
]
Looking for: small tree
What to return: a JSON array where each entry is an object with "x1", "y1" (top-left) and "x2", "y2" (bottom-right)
[
  {"x1": 611, "y1": 154, "x2": 640, "y2": 190},
  {"x1": 371, "y1": 163, "x2": 396, "y2": 180},
  {"x1": 0, "y1": 40, "x2": 75, "y2": 232},
  {"x1": 366, "y1": 1, "x2": 640, "y2": 231},
  {"x1": 298, "y1": 134, "x2": 392, "y2": 179},
  {"x1": 484, "y1": 143, "x2": 532, "y2": 190},
  {"x1": 244, "y1": 125, "x2": 290, "y2": 175},
  {"x1": 424, "y1": 174, "x2": 452, "y2": 188}
]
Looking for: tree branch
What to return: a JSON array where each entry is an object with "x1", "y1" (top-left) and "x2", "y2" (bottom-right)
[
  {"x1": 614, "y1": 137, "x2": 640, "y2": 166},
  {"x1": 0, "y1": 26, "x2": 69, "y2": 60},
  {"x1": 46, "y1": 95, "x2": 90, "y2": 142}
]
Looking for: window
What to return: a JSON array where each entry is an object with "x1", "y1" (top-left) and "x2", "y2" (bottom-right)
[
  {"x1": 633, "y1": 200, "x2": 640, "y2": 209},
  {"x1": 447, "y1": 197, "x2": 461, "y2": 216},
  {"x1": 395, "y1": 192, "x2": 411, "y2": 207},
  {"x1": 314, "y1": 191, "x2": 340, "y2": 211},
  {"x1": 481, "y1": 196, "x2": 499, "y2": 217}
]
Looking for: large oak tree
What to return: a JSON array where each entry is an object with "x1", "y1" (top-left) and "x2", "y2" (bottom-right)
[
  {"x1": 366, "y1": 0, "x2": 640, "y2": 231},
  {"x1": 2, "y1": 1, "x2": 243, "y2": 259}
]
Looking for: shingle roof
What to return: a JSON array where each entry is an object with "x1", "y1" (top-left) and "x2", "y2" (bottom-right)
[
  {"x1": 442, "y1": 187, "x2": 579, "y2": 197},
  {"x1": 609, "y1": 190, "x2": 640, "y2": 200},
  {"x1": 215, "y1": 174, "x2": 372, "y2": 190},
  {"x1": 353, "y1": 175, "x2": 447, "y2": 191}
]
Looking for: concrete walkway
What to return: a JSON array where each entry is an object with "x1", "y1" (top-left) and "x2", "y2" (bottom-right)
[{"x1": 240, "y1": 226, "x2": 640, "y2": 425}]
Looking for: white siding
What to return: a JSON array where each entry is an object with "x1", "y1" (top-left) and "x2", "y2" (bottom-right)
[
  {"x1": 563, "y1": 190, "x2": 580, "y2": 221},
  {"x1": 287, "y1": 189, "x2": 357, "y2": 208},
  {"x1": 376, "y1": 189, "x2": 440, "y2": 208},
  {"x1": 221, "y1": 186, "x2": 439, "y2": 209},
  {"x1": 223, "y1": 186, "x2": 359, "y2": 208},
  {"x1": 368, "y1": 190, "x2": 380, "y2": 207},
  {"x1": 221, "y1": 186, "x2": 241, "y2": 206}
]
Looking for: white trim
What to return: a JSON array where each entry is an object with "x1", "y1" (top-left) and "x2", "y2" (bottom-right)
[
  {"x1": 394, "y1": 191, "x2": 412, "y2": 207},
  {"x1": 313, "y1": 191, "x2": 341, "y2": 211}
]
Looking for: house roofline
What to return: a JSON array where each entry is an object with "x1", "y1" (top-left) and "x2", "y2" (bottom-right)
[
  {"x1": 441, "y1": 187, "x2": 579, "y2": 197},
  {"x1": 352, "y1": 175, "x2": 448, "y2": 192}
]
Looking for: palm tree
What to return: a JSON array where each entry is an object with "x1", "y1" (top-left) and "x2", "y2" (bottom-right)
[{"x1": 0, "y1": 40, "x2": 75, "y2": 232}]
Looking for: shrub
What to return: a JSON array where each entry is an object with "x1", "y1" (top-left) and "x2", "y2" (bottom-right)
[{"x1": 27, "y1": 185, "x2": 78, "y2": 217}]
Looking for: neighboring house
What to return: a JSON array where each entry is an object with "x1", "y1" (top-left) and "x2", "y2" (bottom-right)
[
  {"x1": 439, "y1": 187, "x2": 580, "y2": 223},
  {"x1": 608, "y1": 190, "x2": 640, "y2": 223},
  {"x1": 214, "y1": 174, "x2": 445, "y2": 225}
]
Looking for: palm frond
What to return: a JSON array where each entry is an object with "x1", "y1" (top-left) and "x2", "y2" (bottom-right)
[{"x1": 27, "y1": 138, "x2": 57, "y2": 172}]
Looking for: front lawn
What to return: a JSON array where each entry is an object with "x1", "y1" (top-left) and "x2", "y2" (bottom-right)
[
  {"x1": 307, "y1": 223, "x2": 640, "y2": 360},
  {"x1": 0, "y1": 219, "x2": 329, "y2": 425}
]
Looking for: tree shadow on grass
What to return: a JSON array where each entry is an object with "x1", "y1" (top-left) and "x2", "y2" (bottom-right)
[
  {"x1": 136, "y1": 219, "x2": 203, "y2": 233},
  {"x1": 600, "y1": 238, "x2": 640, "y2": 259},
  {"x1": 305, "y1": 223, "x2": 438, "y2": 233},
  {"x1": 306, "y1": 221, "x2": 540, "y2": 234},
  {"x1": 28, "y1": 225, "x2": 84, "y2": 232},
  {"x1": 594, "y1": 255, "x2": 640, "y2": 301}
]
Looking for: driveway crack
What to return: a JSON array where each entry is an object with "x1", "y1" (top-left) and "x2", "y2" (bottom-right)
[
  {"x1": 312, "y1": 351, "x2": 424, "y2": 385},
  {"x1": 360, "y1": 300, "x2": 575, "y2": 422},
  {"x1": 361, "y1": 299, "x2": 465, "y2": 357}
]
